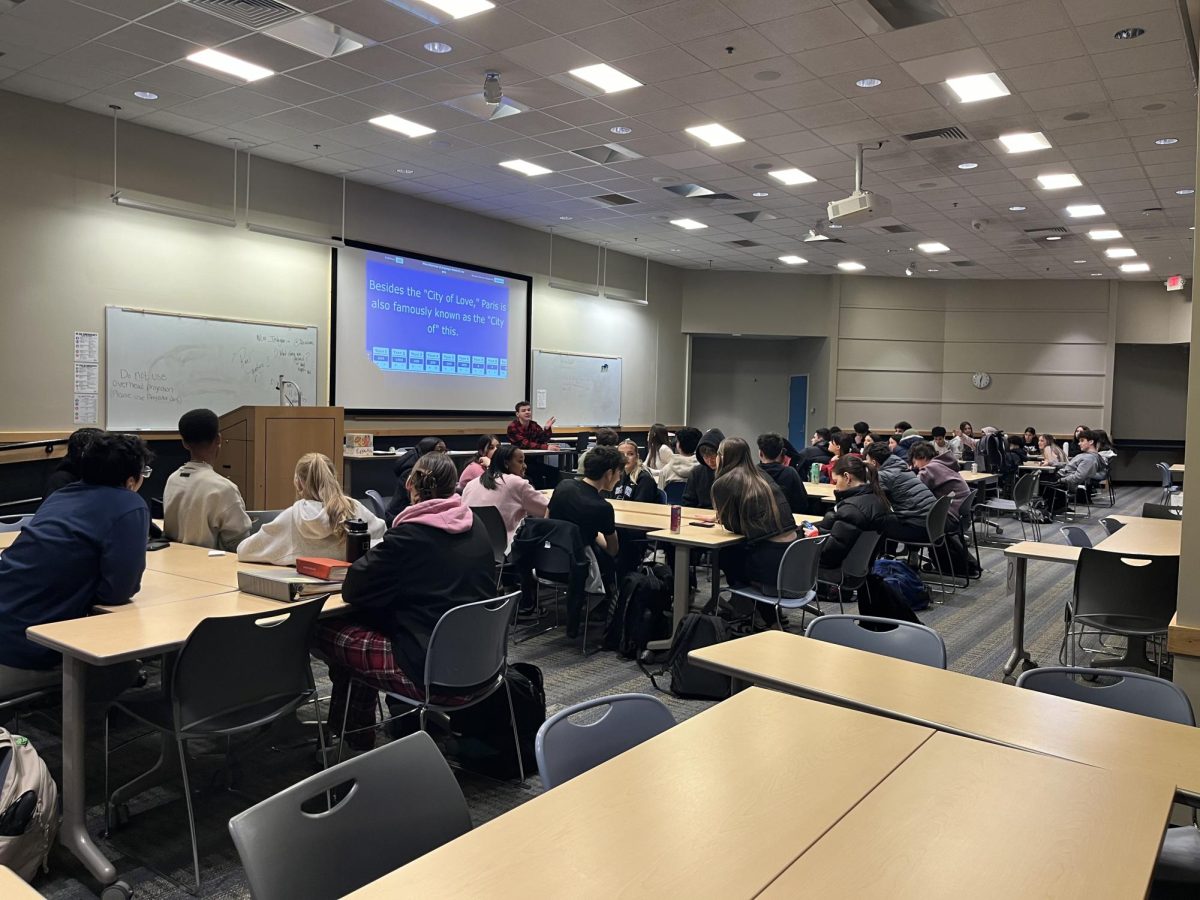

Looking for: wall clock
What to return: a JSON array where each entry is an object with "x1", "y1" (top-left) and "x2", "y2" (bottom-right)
[{"x1": 972, "y1": 371, "x2": 992, "y2": 389}]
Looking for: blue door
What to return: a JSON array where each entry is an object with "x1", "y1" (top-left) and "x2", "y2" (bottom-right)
[{"x1": 788, "y1": 375, "x2": 808, "y2": 451}]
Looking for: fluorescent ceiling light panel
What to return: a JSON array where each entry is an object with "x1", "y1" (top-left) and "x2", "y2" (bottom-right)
[
  {"x1": 768, "y1": 168, "x2": 816, "y2": 186},
  {"x1": 670, "y1": 218, "x2": 706, "y2": 230},
  {"x1": 369, "y1": 114, "x2": 435, "y2": 137},
  {"x1": 186, "y1": 48, "x2": 273, "y2": 82},
  {"x1": 837, "y1": 261, "x2": 866, "y2": 271},
  {"x1": 778, "y1": 255, "x2": 807, "y2": 265},
  {"x1": 1105, "y1": 247, "x2": 1137, "y2": 259},
  {"x1": 412, "y1": 0, "x2": 494, "y2": 17},
  {"x1": 499, "y1": 159, "x2": 551, "y2": 176},
  {"x1": 917, "y1": 242, "x2": 949, "y2": 253},
  {"x1": 998, "y1": 131, "x2": 1051, "y2": 153},
  {"x1": 1036, "y1": 173, "x2": 1081, "y2": 190},
  {"x1": 1119, "y1": 262, "x2": 1150, "y2": 272},
  {"x1": 1066, "y1": 204, "x2": 1105, "y2": 218},
  {"x1": 1088, "y1": 229, "x2": 1122, "y2": 240},
  {"x1": 685, "y1": 123, "x2": 744, "y2": 147},
  {"x1": 568, "y1": 63, "x2": 642, "y2": 94},
  {"x1": 945, "y1": 72, "x2": 1009, "y2": 103}
]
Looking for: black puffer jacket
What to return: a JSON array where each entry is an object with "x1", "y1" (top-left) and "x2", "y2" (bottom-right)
[
  {"x1": 816, "y1": 484, "x2": 890, "y2": 568},
  {"x1": 875, "y1": 454, "x2": 935, "y2": 523}
]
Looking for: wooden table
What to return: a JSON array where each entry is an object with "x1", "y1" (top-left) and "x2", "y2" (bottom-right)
[
  {"x1": 760, "y1": 731, "x2": 1173, "y2": 899},
  {"x1": 689, "y1": 631, "x2": 1200, "y2": 804},
  {"x1": 0, "y1": 865, "x2": 44, "y2": 898},
  {"x1": 1171, "y1": 463, "x2": 1185, "y2": 476},
  {"x1": 345, "y1": 688, "x2": 935, "y2": 899}
]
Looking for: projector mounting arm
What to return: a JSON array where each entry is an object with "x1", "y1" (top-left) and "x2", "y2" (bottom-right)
[{"x1": 854, "y1": 141, "x2": 886, "y2": 193}]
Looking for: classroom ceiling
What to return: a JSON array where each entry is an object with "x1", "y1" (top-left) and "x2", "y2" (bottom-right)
[{"x1": 0, "y1": 0, "x2": 1197, "y2": 280}]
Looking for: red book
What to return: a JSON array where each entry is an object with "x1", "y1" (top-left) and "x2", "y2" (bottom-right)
[{"x1": 295, "y1": 557, "x2": 351, "y2": 581}]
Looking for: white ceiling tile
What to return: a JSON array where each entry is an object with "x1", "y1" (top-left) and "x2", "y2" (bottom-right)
[
  {"x1": 566, "y1": 16, "x2": 672, "y2": 59},
  {"x1": 334, "y1": 44, "x2": 430, "y2": 80},
  {"x1": 657, "y1": 69, "x2": 743, "y2": 103},
  {"x1": 132, "y1": 109, "x2": 213, "y2": 136},
  {"x1": 634, "y1": 0, "x2": 746, "y2": 42},
  {"x1": 757, "y1": 6, "x2": 863, "y2": 54},
  {"x1": 898, "y1": 46, "x2": 996, "y2": 84},
  {"x1": 501, "y1": 36, "x2": 599, "y2": 76},
  {"x1": 97, "y1": 23, "x2": 201, "y2": 63},
  {"x1": 1104, "y1": 69, "x2": 1197, "y2": 101},
  {"x1": 960, "y1": 0, "x2": 1072, "y2": 43},
  {"x1": 985, "y1": 29, "x2": 1088, "y2": 69},
  {"x1": 1090, "y1": 40, "x2": 1191, "y2": 79},
  {"x1": 1004, "y1": 57, "x2": 1097, "y2": 93},
  {"x1": 1059, "y1": 0, "x2": 1175, "y2": 27},
  {"x1": 138, "y1": 4, "x2": 251, "y2": 45},
  {"x1": 693, "y1": 92, "x2": 776, "y2": 121},
  {"x1": 1074, "y1": 10, "x2": 1185, "y2": 54},
  {"x1": 508, "y1": 0, "x2": 624, "y2": 32},
  {"x1": 0, "y1": 71, "x2": 90, "y2": 102},
  {"x1": 319, "y1": 0, "x2": 427, "y2": 42},
  {"x1": 681, "y1": 27, "x2": 782, "y2": 68},
  {"x1": 1022, "y1": 81, "x2": 1109, "y2": 113},
  {"x1": 221, "y1": 33, "x2": 322, "y2": 72},
  {"x1": 756, "y1": 78, "x2": 844, "y2": 111},
  {"x1": 385, "y1": 27, "x2": 489, "y2": 62},
  {"x1": 289, "y1": 60, "x2": 381, "y2": 93},
  {"x1": 446, "y1": 7, "x2": 554, "y2": 51}
]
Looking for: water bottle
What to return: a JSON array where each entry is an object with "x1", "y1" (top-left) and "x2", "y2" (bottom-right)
[
  {"x1": 971, "y1": 461, "x2": 978, "y2": 474},
  {"x1": 344, "y1": 518, "x2": 370, "y2": 563},
  {"x1": 1062, "y1": 441, "x2": 1070, "y2": 460},
  {"x1": 810, "y1": 462, "x2": 820, "y2": 484}
]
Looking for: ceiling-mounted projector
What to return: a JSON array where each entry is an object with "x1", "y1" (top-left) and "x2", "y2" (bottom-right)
[{"x1": 828, "y1": 142, "x2": 891, "y2": 226}]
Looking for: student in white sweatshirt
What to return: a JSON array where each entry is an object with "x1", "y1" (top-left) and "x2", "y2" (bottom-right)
[
  {"x1": 238, "y1": 452, "x2": 385, "y2": 565},
  {"x1": 163, "y1": 408, "x2": 253, "y2": 551},
  {"x1": 644, "y1": 424, "x2": 674, "y2": 479}
]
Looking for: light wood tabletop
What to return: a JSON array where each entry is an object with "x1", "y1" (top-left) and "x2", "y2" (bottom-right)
[
  {"x1": 1171, "y1": 463, "x2": 1185, "y2": 474},
  {"x1": 345, "y1": 688, "x2": 935, "y2": 900},
  {"x1": 142, "y1": 542, "x2": 280, "y2": 586},
  {"x1": 961, "y1": 470, "x2": 999, "y2": 483},
  {"x1": 0, "y1": 529, "x2": 18, "y2": 550},
  {"x1": 0, "y1": 866, "x2": 43, "y2": 898},
  {"x1": 1003, "y1": 541, "x2": 1081, "y2": 563},
  {"x1": 1102, "y1": 516, "x2": 1180, "y2": 555},
  {"x1": 689, "y1": 631, "x2": 1200, "y2": 802},
  {"x1": 760, "y1": 731, "x2": 1173, "y2": 900},
  {"x1": 97, "y1": 568, "x2": 240, "y2": 610}
]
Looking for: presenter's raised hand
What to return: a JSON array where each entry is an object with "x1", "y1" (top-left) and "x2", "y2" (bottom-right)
[{"x1": 546, "y1": 416, "x2": 556, "y2": 428}]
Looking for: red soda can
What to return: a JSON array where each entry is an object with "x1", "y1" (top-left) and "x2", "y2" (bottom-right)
[{"x1": 670, "y1": 505, "x2": 682, "y2": 533}]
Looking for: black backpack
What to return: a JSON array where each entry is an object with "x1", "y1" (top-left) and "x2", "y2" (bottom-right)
[
  {"x1": 604, "y1": 563, "x2": 673, "y2": 658},
  {"x1": 642, "y1": 613, "x2": 732, "y2": 700},
  {"x1": 443, "y1": 662, "x2": 545, "y2": 779},
  {"x1": 858, "y1": 573, "x2": 923, "y2": 625},
  {"x1": 976, "y1": 432, "x2": 1005, "y2": 474}
]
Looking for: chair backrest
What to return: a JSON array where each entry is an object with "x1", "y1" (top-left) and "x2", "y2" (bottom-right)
[
  {"x1": 1072, "y1": 548, "x2": 1179, "y2": 630},
  {"x1": 535, "y1": 693, "x2": 675, "y2": 789},
  {"x1": 0, "y1": 515, "x2": 32, "y2": 533},
  {"x1": 424, "y1": 592, "x2": 519, "y2": 691},
  {"x1": 228, "y1": 731, "x2": 471, "y2": 900},
  {"x1": 1059, "y1": 525, "x2": 1093, "y2": 549},
  {"x1": 469, "y1": 505, "x2": 509, "y2": 564},
  {"x1": 533, "y1": 541, "x2": 575, "y2": 580},
  {"x1": 1012, "y1": 470, "x2": 1040, "y2": 508},
  {"x1": 245, "y1": 509, "x2": 283, "y2": 536},
  {"x1": 841, "y1": 530, "x2": 882, "y2": 583},
  {"x1": 1142, "y1": 503, "x2": 1183, "y2": 520},
  {"x1": 958, "y1": 488, "x2": 978, "y2": 525},
  {"x1": 805, "y1": 614, "x2": 947, "y2": 668},
  {"x1": 364, "y1": 490, "x2": 388, "y2": 520},
  {"x1": 1016, "y1": 666, "x2": 1194, "y2": 726},
  {"x1": 923, "y1": 493, "x2": 953, "y2": 541},
  {"x1": 663, "y1": 481, "x2": 686, "y2": 505},
  {"x1": 774, "y1": 535, "x2": 825, "y2": 598},
  {"x1": 1157, "y1": 461, "x2": 1172, "y2": 490},
  {"x1": 1099, "y1": 517, "x2": 1125, "y2": 536},
  {"x1": 657, "y1": 489, "x2": 669, "y2": 505},
  {"x1": 172, "y1": 597, "x2": 327, "y2": 734}
]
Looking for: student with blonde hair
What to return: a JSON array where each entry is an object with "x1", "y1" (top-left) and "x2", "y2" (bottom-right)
[{"x1": 238, "y1": 452, "x2": 385, "y2": 565}]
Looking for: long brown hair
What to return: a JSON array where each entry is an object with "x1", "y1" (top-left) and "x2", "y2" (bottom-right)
[
  {"x1": 295, "y1": 453, "x2": 359, "y2": 538},
  {"x1": 832, "y1": 454, "x2": 890, "y2": 510},
  {"x1": 713, "y1": 437, "x2": 786, "y2": 536},
  {"x1": 647, "y1": 424, "x2": 670, "y2": 460}
]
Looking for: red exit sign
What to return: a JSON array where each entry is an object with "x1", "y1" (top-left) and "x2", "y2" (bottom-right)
[{"x1": 1166, "y1": 274, "x2": 1186, "y2": 291}]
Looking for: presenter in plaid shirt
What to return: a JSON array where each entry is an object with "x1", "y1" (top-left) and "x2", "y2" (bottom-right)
[{"x1": 507, "y1": 400, "x2": 555, "y2": 449}]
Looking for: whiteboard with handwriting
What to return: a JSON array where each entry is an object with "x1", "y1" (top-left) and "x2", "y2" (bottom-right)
[{"x1": 105, "y1": 307, "x2": 319, "y2": 431}]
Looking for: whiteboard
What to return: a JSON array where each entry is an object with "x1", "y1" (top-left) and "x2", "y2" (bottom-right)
[
  {"x1": 532, "y1": 350, "x2": 622, "y2": 427},
  {"x1": 105, "y1": 307, "x2": 319, "y2": 431}
]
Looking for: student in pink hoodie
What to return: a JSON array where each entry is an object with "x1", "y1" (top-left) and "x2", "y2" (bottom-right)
[
  {"x1": 315, "y1": 452, "x2": 497, "y2": 749},
  {"x1": 460, "y1": 444, "x2": 548, "y2": 548},
  {"x1": 457, "y1": 434, "x2": 499, "y2": 490}
]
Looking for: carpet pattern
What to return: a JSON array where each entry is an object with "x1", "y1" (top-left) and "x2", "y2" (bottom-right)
[{"x1": 25, "y1": 486, "x2": 1161, "y2": 898}]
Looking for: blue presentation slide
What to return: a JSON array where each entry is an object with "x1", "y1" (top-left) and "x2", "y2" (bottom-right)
[{"x1": 365, "y1": 255, "x2": 510, "y2": 379}]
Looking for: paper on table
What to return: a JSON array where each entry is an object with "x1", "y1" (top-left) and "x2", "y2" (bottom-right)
[
  {"x1": 73, "y1": 393, "x2": 98, "y2": 424},
  {"x1": 74, "y1": 331, "x2": 99, "y2": 363},
  {"x1": 74, "y1": 363, "x2": 98, "y2": 394}
]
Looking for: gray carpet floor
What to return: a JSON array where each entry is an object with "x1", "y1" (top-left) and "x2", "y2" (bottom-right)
[{"x1": 24, "y1": 486, "x2": 1162, "y2": 898}]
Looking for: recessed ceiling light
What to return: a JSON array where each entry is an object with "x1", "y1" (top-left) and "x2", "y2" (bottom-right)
[
  {"x1": 918, "y1": 242, "x2": 949, "y2": 253},
  {"x1": 423, "y1": 41, "x2": 453, "y2": 53},
  {"x1": 1088, "y1": 229, "x2": 1122, "y2": 240},
  {"x1": 1037, "y1": 173, "x2": 1082, "y2": 190},
  {"x1": 998, "y1": 131, "x2": 1051, "y2": 153},
  {"x1": 1066, "y1": 203, "x2": 1105, "y2": 218},
  {"x1": 778, "y1": 255, "x2": 807, "y2": 265},
  {"x1": 370, "y1": 114, "x2": 435, "y2": 137},
  {"x1": 133, "y1": 90, "x2": 158, "y2": 100},
  {"x1": 685, "y1": 123, "x2": 745, "y2": 147},
  {"x1": 945, "y1": 72, "x2": 1009, "y2": 103},
  {"x1": 927, "y1": 268, "x2": 939, "y2": 272},
  {"x1": 670, "y1": 218, "x2": 706, "y2": 230},
  {"x1": 768, "y1": 167, "x2": 816, "y2": 186},
  {"x1": 837, "y1": 261, "x2": 866, "y2": 271},
  {"x1": 957, "y1": 162, "x2": 978, "y2": 170},
  {"x1": 1114, "y1": 27, "x2": 1145, "y2": 40},
  {"x1": 1091, "y1": 272, "x2": 1103, "y2": 276},
  {"x1": 499, "y1": 159, "x2": 551, "y2": 176},
  {"x1": 1008, "y1": 205, "x2": 1026, "y2": 211},
  {"x1": 669, "y1": 248, "x2": 681, "y2": 252},
  {"x1": 1073, "y1": 259, "x2": 1087, "y2": 263},
  {"x1": 568, "y1": 63, "x2": 642, "y2": 94},
  {"x1": 186, "y1": 48, "x2": 273, "y2": 82},
  {"x1": 1045, "y1": 235, "x2": 1062, "y2": 241},
  {"x1": 855, "y1": 77, "x2": 882, "y2": 88},
  {"x1": 752, "y1": 191, "x2": 769, "y2": 197},
  {"x1": 1105, "y1": 247, "x2": 1137, "y2": 258},
  {"x1": 418, "y1": 0, "x2": 495, "y2": 18},
  {"x1": 1120, "y1": 262, "x2": 1150, "y2": 272},
  {"x1": 395, "y1": 167, "x2": 414, "y2": 174},
  {"x1": 558, "y1": 216, "x2": 573, "y2": 220},
  {"x1": 609, "y1": 125, "x2": 632, "y2": 135},
  {"x1": 1176, "y1": 188, "x2": 1195, "y2": 195},
  {"x1": 1155, "y1": 137, "x2": 1179, "y2": 145}
]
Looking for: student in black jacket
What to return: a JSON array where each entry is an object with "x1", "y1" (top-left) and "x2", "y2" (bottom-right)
[
  {"x1": 757, "y1": 432, "x2": 811, "y2": 516},
  {"x1": 42, "y1": 427, "x2": 102, "y2": 501},
  {"x1": 612, "y1": 439, "x2": 661, "y2": 503},
  {"x1": 815, "y1": 455, "x2": 890, "y2": 571},
  {"x1": 384, "y1": 436, "x2": 445, "y2": 520},
  {"x1": 316, "y1": 452, "x2": 496, "y2": 749},
  {"x1": 682, "y1": 428, "x2": 725, "y2": 508}
]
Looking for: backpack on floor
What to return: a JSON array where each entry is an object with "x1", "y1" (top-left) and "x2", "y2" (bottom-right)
[
  {"x1": 642, "y1": 613, "x2": 732, "y2": 700},
  {"x1": 443, "y1": 662, "x2": 546, "y2": 780},
  {"x1": 857, "y1": 573, "x2": 923, "y2": 625},
  {"x1": 0, "y1": 728, "x2": 58, "y2": 882},
  {"x1": 872, "y1": 558, "x2": 931, "y2": 611},
  {"x1": 604, "y1": 563, "x2": 674, "y2": 659}
]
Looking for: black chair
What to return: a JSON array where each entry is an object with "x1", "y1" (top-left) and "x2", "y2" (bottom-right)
[
  {"x1": 1100, "y1": 517, "x2": 1125, "y2": 536},
  {"x1": 901, "y1": 494, "x2": 956, "y2": 596},
  {"x1": 1142, "y1": 503, "x2": 1183, "y2": 521},
  {"x1": 514, "y1": 542, "x2": 575, "y2": 644},
  {"x1": 663, "y1": 481, "x2": 686, "y2": 505},
  {"x1": 469, "y1": 505, "x2": 509, "y2": 587},
  {"x1": 105, "y1": 598, "x2": 329, "y2": 893}
]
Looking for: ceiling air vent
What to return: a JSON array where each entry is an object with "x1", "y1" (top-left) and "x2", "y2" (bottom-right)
[
  {"x1": 591, "y1": 193, "x2": 638, "y2": 206},
  {"x1": 572, "y1": 144, "x2": 642, "y2": 165},
  {"x1": 879, "y1": 224, "x2": 914, "y2": 233},
  {"x1": 183, "y1": 0, "x2": 302, "y2": 30},
  {"x1": 951, "y1": 260, "x2": 978, "y2": 267},
  {"x1": 900, "y1": 126, "x2": 971, "y2": 146},
  {"x1": 734, "y1": 211, "x2": 778, "y2": 223},
  {"x1": 728, "y1": 239, "x2": 761, "y2": 247},
  {"x1": 864, "y1": 0, "x2": 950, "y2": 29},
  {"x1": 1023, "y1": 226, "x2": 1070, "y2": 236}
]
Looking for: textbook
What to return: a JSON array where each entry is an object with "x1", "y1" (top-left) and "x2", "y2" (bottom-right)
[
  {"x1": 237, "y1": 569, "x2": 339, "y2": 603},
  {"x1": 295, "y1": 557, "x2": 351, "y2": 581}
]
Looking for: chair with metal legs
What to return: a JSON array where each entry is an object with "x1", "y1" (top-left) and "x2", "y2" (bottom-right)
[
  {"x1": 899, "y1": 494, "x2": 956, "y2": 596},
  {"x1": 729, "y1": 536, "x2": 826, "y2": 630},
  {"x1": 806, "y1": 614, "x2": 947, "y2": 668},
  {"x1": 1059, "y1": 525, "x2": 1093, "y2": 548},
  {"x1": 979, "y1": 471, "x2": 1041, "y2": 542},
  {"x1": 818, "y1": 531, "x2": 881, "y2": 610},
  {"x1": 1157, "y1": 462, "x2": 1182, "y2": 506}
]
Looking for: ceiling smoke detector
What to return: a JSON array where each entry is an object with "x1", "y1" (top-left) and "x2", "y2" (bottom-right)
[{"x1": 483, "y1": 71, "x2": 503, "y2": 105}]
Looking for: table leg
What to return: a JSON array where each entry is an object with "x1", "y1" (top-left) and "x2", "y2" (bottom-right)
[
  {"x1": 1004, "y1": 557, "x2": 1034, "y2": 677},
  {"x1": 60, "y1": 656, "x2": 117, "y2": 885},
  {"x1": 646, "y1": 543, "x2": 691, "y2": 651},
  {"x1": 706, "y1": 549, "x2": 721, "y2": 613}
]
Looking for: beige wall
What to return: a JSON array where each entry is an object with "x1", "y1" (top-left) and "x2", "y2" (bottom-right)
[{"x1": 0, "y1": 89, "x2": 685, "y2": 433}]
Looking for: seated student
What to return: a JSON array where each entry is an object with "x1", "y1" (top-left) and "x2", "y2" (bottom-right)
[
  {"x1": 1000, "y1": 434, "x2": 1026, "y2": 493},
  {"x1": 1039, "y1": 433, "x2": 1066, "y2": 465},
  {"x1": 820, "y1": 435, "x2": 856, "y2": 483},
  {"x1": 908, "y1": 442, "x2": 969, "y2": 520},
  {"x1": 950, "y1": 421, "x2": 976, "y2": 462},
  {"x1": 238, "y1": 453, "x2": 385, "y2": 566},
  {"x1": 507, "y1": 400, "x2": 555, "y2": 449},
  {"x1": 864, "y1": 442, "x2": 936, "y2": 545},
  {"x1": 316, "y1": 453, "x2": 497, "y2": 749},
  {"x1": 577, "y1": 427, "x2": 620, "y2": 474},
  {"x1": 461, "y1": 445, "x2": 549, "y2": 549},
  {"x1": 42, "y1": 427, "x2": 102, "y2": 500},
  {"x1": 928, "y1": 426, "x2": 955, "y2": 462},
  {"x1": 385, "y1": 437, "x2": 445, "y2": 520},
  {"x1": 457, "y1": 434, "x2": 498, "y2": 490},
  {"x1": 682, "y1": 428, "x2": 725, "y2": 508},
  {"x1": 710, "y1": 437, "x2": 798, "y2": 591},
  {"x1": 1022, "y1": 427, "x2": 1039, "y2": 453},
  {"x1": 1043, "y1": 428, "x2": 1102, "y2": 514},
  {"x1": 1067, "y1": 424, "x2": 1089, "y2": 458},
  {"x1": 0, "y1": 433, "x2": 151, "y2": 700},
  {"x1": 613, "y1": 439, "x2": 660, "y2": 503},
  {"x1": 894, "y1": 422, "x2": 923, "y2": 459},
  {"x1": 164, "y1": 408, "x2": 252, "y2": 551},
  {"x1": 814, "y1": 455, "x2": 890, "y2": 572},
  {"x1": 658, "y1": 426, "x2": 702, "y2": 489},
  {"x1": 796, "y1": 428, "x2": 834, "y2": 472},
  {"x1": 549, "y1": 445, "x2": 624, "y2": 603},
  {"x1": 644, "y1": 424, "x2": 674, "y2": 479},
  {"x1": 757, "y1": 432, "x2": 810, "y2": 515},
  {"x1": 852, "y1": 421, "x2": 870, "y2": 451}
]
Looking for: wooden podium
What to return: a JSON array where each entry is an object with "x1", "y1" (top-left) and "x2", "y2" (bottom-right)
[{"x1": 217, "y1": 406, "x2": 344, "y2": 510}]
